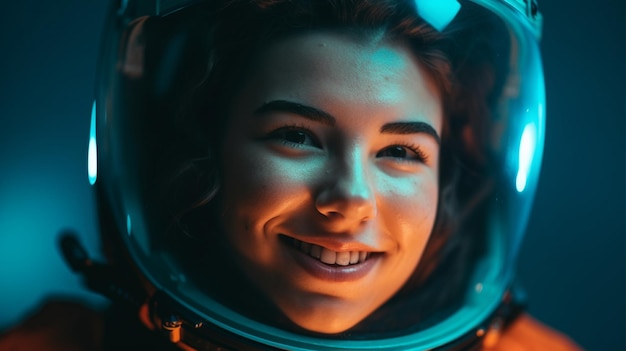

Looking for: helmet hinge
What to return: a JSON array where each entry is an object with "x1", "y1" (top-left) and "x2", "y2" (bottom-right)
[
  {"x1": 162, "y1": 314, "x2": 184, "y2": 343},
  {"x1": 153, "y1": 290, "x2": 205, "y2": 344}
]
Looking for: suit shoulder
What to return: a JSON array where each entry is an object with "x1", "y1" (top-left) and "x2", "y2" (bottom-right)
[
  {"x1": 0, "y1": 299, "x2": 104, "y2": 351},
  {"x1": 487, "y1": 313, "x2": 584, "y2": 351}
]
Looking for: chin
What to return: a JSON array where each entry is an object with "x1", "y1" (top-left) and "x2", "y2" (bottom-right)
[
  {"x1": 277, "y1": 297, "x2": 375, "y2": 334},
  {"x1": 289, "y1": 314, "x2": 362, "y2": 335}
]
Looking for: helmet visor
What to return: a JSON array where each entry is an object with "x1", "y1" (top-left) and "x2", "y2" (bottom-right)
[{"x1": 93, "y1": 0, "x2": 544, "y2": 349}]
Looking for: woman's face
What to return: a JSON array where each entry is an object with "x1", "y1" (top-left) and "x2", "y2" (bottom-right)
[{"x1": 219, "y1": 32, "x2": 442, "y2": 334}]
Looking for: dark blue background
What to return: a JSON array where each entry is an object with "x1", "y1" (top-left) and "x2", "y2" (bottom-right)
[{"x1": 0, "y1": 1, "x2": 623, "y2": 350}]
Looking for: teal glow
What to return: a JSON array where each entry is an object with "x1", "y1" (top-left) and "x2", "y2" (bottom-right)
[
  {"x1": 88, "y1": 101, "x2": 97, "y2": 185},
  {"x1": 516, "y1": 120, "x2": 538, "y2": 192},
  {"x1": 126, "y1": 214, "x2": 132, "y2": 236},
  {"x1": 117, "y1": 0, "x2": 128, "y2": 16},
  {"x1": 414, "y1": 0, "x2": 461, "y2": 31}
]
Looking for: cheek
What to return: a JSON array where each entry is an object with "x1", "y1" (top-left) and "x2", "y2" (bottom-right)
[
  {"x1": 218, "y1": 144, "x2": 320, "y2": 242},
  {"x1": 221, "y1": 150, "x2": 314, "y2": 212},
  {"x1": 218, "y1": 152, "x2": 282, "y2": 265},
  {"x1": 382, "y1": 174, "x2": 439, "y2": 253},
  {"x1": 384, "y1": 174, "x2": 438, "y2": 222}
]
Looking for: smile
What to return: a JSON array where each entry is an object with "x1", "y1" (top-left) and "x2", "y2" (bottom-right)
[
  {"x1": 288, "y1": 237, "x2": 370, "y2": 266},
  {"x1": 280, "y1": 235, "x2": 381, "y2": 282}
]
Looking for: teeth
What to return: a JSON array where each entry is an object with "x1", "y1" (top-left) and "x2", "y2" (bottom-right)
[
  {"x1": 349, "y1": 251, "x2": 359, "y2": 264},
  {"x1": 291, "y1": 238, "x2": 369, "y2": 265},
  {"x1": 359, "y1": 251, "x2": 367, "y2": 262},
  {"x1": 336, "y1": 251, "x2": 351, "y2": 266},
  {"x1": 320, "y1": 248, "x2": 337, "y2": 264}
]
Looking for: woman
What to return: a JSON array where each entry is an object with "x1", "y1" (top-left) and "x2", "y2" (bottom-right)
[{"x1": 0, "y1": 0, "x2": 584, "y2": 350}]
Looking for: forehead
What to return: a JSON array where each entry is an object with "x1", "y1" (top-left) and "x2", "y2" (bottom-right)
[{"x1": 235, "y1": 31, "x2": 443, "y2": 129}]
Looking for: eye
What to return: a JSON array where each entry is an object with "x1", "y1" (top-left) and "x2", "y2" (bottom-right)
[
  {"x1": 377, "y1": 145, "x2": 428, "y2": 163},
  {"x1": 267, "y1": 126, "x2": 321, "y2": 148}
]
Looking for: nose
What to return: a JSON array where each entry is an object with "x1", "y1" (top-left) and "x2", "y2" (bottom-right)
[{"x1": 315, "y1": 152, "x2": 377, "y2": 225}]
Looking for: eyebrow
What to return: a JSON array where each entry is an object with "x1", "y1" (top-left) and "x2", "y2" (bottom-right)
[
  {"x1": 380, "y1": 122, "x2": 440, "y2": 145},
  {"x1": 254, "y1": 99, "x2": 440, "y2": 144},
  {"x1": 254, "y1": 100, "x2": 336, "y2": 126}
]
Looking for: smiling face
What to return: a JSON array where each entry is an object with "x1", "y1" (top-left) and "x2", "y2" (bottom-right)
[{"x1": 218, "y1": 31, "x2": 443, "y2": 334}]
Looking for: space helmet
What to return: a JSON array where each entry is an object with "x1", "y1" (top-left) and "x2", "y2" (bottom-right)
[{"x1": 67, "y1": 0, "x2": 545, "y2": 349}]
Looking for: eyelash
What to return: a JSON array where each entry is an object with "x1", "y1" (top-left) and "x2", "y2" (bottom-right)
[
  {"x1": 378, "y1": 143, "x2": 429, "y2": 164},
  {"x1": 265, "y1": 125, "x2": 429, "y2": 163},
  {"x1": 265, "y1": 125, "x2": 321, "y2": 148}
]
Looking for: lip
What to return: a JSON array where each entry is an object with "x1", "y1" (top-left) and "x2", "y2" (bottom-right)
[{"x1": 280, "y1": 236, "x2": 381, "y2": 282}]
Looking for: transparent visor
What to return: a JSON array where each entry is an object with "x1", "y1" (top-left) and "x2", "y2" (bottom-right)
[{"x1": 92, "y1": 0, "x2": 544, "y2": 349}]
